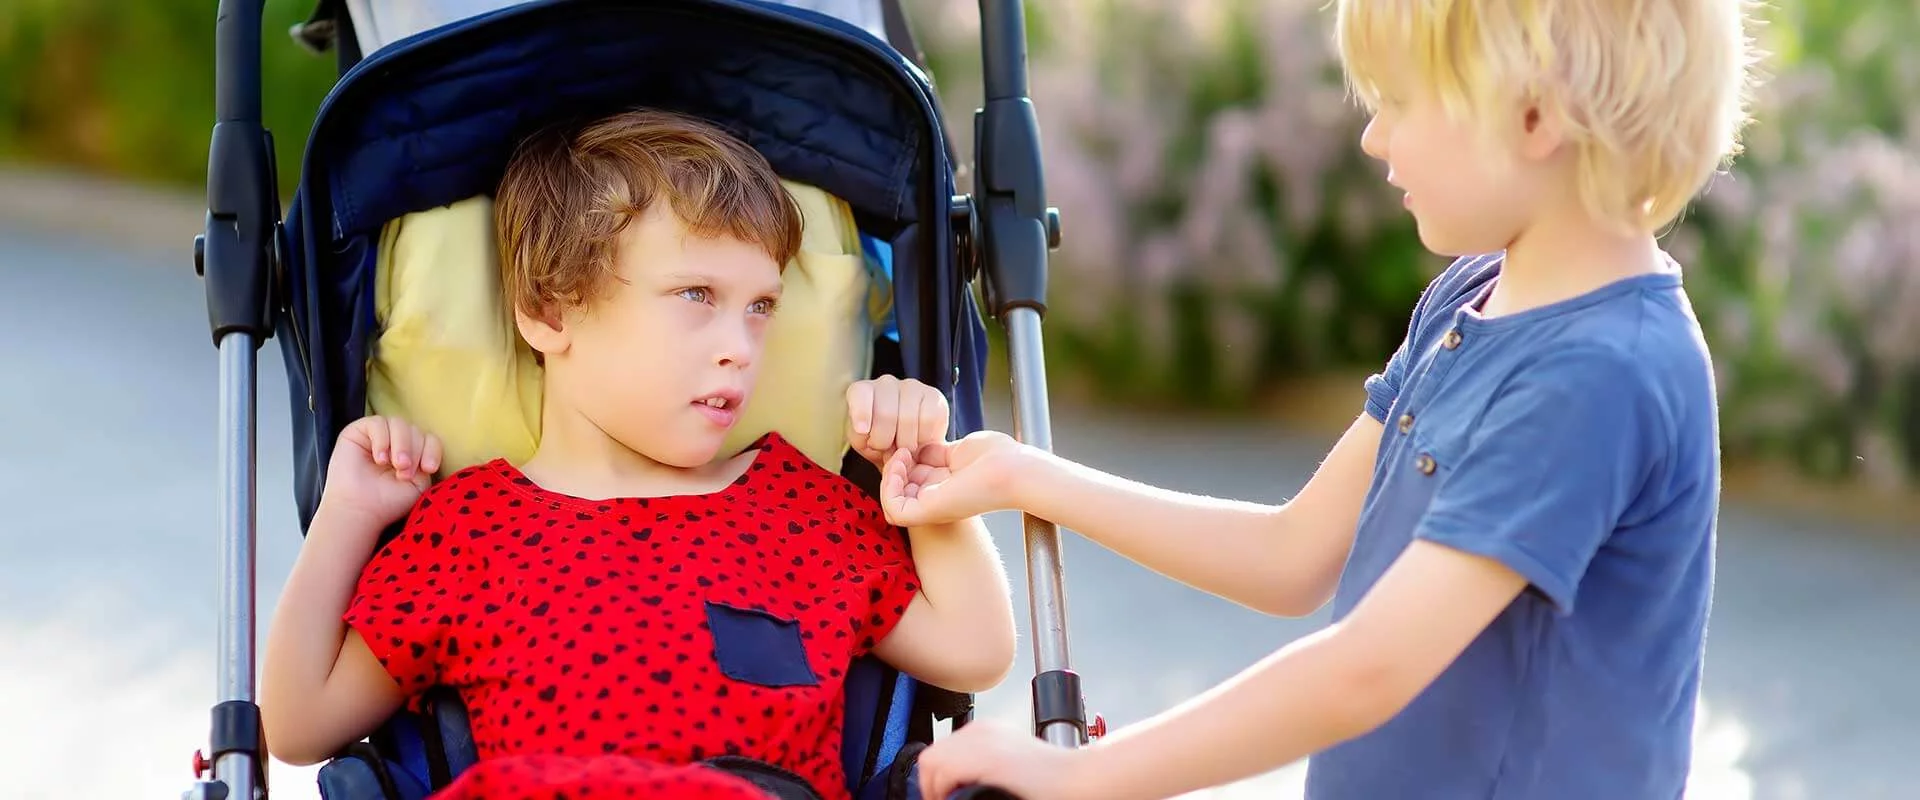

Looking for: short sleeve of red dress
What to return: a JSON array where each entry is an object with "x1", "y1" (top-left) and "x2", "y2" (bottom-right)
[
  {"x1": 342, "y1": 473, "x2": 486, "y2": 697},
  {"x1": 831, "y1": 484, "x2": 922, "y2": 658}
]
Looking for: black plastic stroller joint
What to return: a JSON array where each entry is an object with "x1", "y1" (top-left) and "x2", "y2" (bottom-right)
[
  {"x1": 1031, "y1": 670, "x2": 1090, "y2": 744},
  {"x1": 973, "y1": 0, "x2": 1062, "y2": 321},
  {"x1": 209, "y1": 701, "x2": 270, "y2": 790},
  {"x1": 200, "y1": 0, "x2": 281, "y2": 348}
]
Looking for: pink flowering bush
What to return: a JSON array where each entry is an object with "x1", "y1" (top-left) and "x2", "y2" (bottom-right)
[
  {"x1": 911, "y1": 0, "x2": 1920, "y2": 485},
  {"x1": 915, "y1": 0, "x2": 1431, "y2": 407},
  {"x1": 1669, "y1": 0, "x2": 1920, "y2": 485}
]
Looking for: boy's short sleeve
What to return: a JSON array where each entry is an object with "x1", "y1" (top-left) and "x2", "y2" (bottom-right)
[
  {"x1": 839, "y1": 496, "x2": 922, "y2": 657},
  {"x1": 1364, "y1": 337, "x2": 1416, "y2": 424},
  {"x1": 1416, "y1": 348, "x2": 1663, "y2": 615},
  {"x1": 342, "y1": 487, "x2": 476, "y2": 694},
  {"x1": 1365, "y1": 276, "x2": 1445, "y2": 424}
]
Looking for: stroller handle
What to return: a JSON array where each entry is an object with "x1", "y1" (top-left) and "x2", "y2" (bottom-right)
[
  {"x1": 189, "y1": 3, "x2": 279, "y2": 799},
  {"x1": 972, "y1": 0, "x2": 1090, "y2": 750}
]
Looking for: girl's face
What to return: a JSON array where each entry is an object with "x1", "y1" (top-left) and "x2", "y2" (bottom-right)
[{"x1": 526, "y1": 207, "x2": 784, "y2": 469}]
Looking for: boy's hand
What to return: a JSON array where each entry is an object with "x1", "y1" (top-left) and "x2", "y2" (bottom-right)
[
  {"x1": 917, "y1": 719, "x2": 1095, "y2": 800},
  {"x1": 846, "y1": 375, "x2": 950, "y2": 469},
  {"x1": 879, "y1": 430, "x2": 1025, "y2": 527},
  {"x1": 320, "y1": 415, "x2": 443, "y2": 531}
]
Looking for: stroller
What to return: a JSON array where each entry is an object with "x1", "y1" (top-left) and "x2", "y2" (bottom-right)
[{"x1": 184, "y1": 1, "x2": 1094, "y2": 798}]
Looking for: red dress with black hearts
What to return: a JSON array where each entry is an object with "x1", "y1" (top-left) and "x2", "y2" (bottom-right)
[{"x1": 342, "y1": 433, "x2": 921, "y2": 800}]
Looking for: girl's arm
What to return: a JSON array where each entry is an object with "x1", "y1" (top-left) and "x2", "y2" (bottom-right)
[
  {"x1": 871, "y1": 511, "x2": 1017, "y2": 693},
  {"x1": 1002, "y1": 414, "x2": 1384, "y2": 617},
  {"x1": 260, "y1": 504, "x2": 409, "y2": 765},
  {"x1": 260, "y1": 416, "x2": 440, "y2": 765}
]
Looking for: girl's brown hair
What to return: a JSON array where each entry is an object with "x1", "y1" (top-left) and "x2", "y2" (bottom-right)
[{"x1": 495, "y1": 109, "x2": 803, "y2": 318}]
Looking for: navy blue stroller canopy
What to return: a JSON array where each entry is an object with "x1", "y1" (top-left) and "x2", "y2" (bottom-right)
[{"x1": 187, "y1": 1, "x2": 1086, "y2": 798}]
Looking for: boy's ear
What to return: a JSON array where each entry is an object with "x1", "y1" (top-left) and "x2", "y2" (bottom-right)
[
  {"x1": 1516, "y1": 99, "x2": 1568, "y2": 162},
  {"x1": 515, "y1": 303, "x2": 570, "y2": 357}
]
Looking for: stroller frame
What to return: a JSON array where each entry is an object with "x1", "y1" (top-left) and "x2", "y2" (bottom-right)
[{"x1": 186, "y1": 2, "x2": 1086, "y2": 798}]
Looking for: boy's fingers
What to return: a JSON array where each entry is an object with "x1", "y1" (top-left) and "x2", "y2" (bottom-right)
[{"x1": 916, "y1": 441, "x2": 951, "y2": 469}]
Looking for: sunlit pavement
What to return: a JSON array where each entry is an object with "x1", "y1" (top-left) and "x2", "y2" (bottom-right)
[{"x1": 1, "y1": 225, "x2": 1915, "y2": 799}]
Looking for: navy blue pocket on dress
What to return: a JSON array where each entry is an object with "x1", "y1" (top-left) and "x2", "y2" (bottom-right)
[{"x1": 706, "y1": 601, "x2": 819, "y2": 688}]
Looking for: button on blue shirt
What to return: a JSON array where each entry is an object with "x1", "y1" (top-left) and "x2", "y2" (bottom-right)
[{"x1": 1304, "y1": 253, "x2": 1721, "y2": 799}]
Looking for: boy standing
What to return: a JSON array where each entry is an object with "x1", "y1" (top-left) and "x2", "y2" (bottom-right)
[{"x1": 893, "y1": 1, "x2": 1760, "y2": 798}]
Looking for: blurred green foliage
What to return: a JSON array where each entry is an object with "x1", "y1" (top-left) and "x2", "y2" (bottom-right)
[{"x1": 0, "y1": 0, "x2": 335, "y2": 193}]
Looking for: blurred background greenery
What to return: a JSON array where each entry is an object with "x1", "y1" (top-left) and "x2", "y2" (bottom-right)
[{"x1": 2, "y1": 0, "x2": 1915, "y2": 490}]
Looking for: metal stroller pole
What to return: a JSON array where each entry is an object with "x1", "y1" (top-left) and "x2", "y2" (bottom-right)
[
  {"x1": 973, "y1": 0, "x2": 1089, "y2": 749},
  {"x1": 188, "y1": 1, "x2": 280, "y2": 797}
]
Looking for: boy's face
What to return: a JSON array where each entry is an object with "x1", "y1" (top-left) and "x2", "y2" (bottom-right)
[
  {"x1": 526, "y1": 207, "x2": 784, "y2": 469},
  {"x1": 1358, "y1": 71, "x2": 1558, "y2": 257}
]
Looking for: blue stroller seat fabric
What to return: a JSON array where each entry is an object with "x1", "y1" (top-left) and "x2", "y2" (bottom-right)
[{"x1": 185, "y1": 1, "x2": 1091, "y2": 799}]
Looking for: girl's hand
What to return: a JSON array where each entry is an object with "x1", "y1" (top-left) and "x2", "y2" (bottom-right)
[
  {"x1": 847, "y1": 375, "x2": 951, "y2": 468},
  {"x1": 319, "y1": 415, "x2": 443, "y2": 531}
]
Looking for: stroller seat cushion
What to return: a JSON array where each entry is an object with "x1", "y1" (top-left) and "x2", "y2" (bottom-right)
[{"x1": 367, "y1": 180, "x2": 888, "y2": 475}]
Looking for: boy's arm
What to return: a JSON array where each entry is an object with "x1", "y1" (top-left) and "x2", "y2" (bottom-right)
[
  {"x1": 1060, "y1": 541, "x2": 1527, "y2": 799},
  {"x1": 1060, "y1": 347, "x2": 1659, "y2": 798},
  {"x1": 994, "y1": 267, "x2": 1437, "y2": 618},
  {"x1": 872, "y1": 513, "x2": 1017, "y2": 693},
  {"x1": 1000, "y1": 413, "x2": 1384, "y2": 617},
  {"x1": 260, "y1": 504, "x2": 408, "y2": 765}
]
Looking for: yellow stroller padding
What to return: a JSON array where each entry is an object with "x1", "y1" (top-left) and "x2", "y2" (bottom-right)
[{"x1": 366, "y1": 180, "x2": 883, "y2": 474}]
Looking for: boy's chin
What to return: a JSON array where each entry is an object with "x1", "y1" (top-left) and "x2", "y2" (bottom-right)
[{"x1": 1415, "y1": 226, "x2": 1500, "y2": 259}]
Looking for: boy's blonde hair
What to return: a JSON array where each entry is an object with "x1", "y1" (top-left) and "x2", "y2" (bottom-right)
[
  {"x1": 1334, "y1": 0, "x2": 1763, "y2": 232},
  {"x1": 495, "y1": 109, "x2": 803, "y2": 319}
]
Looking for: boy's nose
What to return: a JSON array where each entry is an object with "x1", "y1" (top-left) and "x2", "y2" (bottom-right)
[{"x1": 1360, "y1": 116, "x2": 1388, "y2": 161}]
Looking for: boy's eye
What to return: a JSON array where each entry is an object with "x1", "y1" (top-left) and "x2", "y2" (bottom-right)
[
  {"x1": 749, "y1": 298, "x2": 778, "y2": 316},
  {"x1": 677, "y1": 287, "x2": 712, "y2": 304}
]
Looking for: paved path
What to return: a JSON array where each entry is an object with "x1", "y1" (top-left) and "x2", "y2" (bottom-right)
[{"x1": 0, "y1": 222, "x2": 1915, "y2": 799}]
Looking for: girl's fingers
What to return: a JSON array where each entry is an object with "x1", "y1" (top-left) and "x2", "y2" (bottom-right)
[
  {"x1": 422, "y1": 435, "x2": 443, "y2": 475},
  {"x1": 387, "y1": 419, "x2": 414, "y2": 475},
  {"x1": 407, "y1": 426, "x2": 427, "y2": 477},
  {"x1": 900, "y1": 391, "x2": 927, "y2": 459},
  {"x1": 846, "y1": 380, "x2": 875, "y2": 437},
  {"x1": 365, "y1": 417, "x2": 391, "y2": 465},
  {"x1": 867, "y1": 381, "x2": 900, "y2": 456}
]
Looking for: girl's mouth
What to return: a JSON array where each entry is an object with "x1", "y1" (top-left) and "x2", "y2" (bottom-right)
[{"x1": 693, "y1": 392, "x2": 742, "y2": 427}]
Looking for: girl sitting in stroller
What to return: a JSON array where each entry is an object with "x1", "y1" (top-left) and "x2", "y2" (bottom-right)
[{"x1": 259, "y1": 108, "x2": 1018, "y2": 800}]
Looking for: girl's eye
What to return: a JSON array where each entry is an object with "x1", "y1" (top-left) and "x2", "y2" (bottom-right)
[
  {"x1": 677, "y1": 287, "x2": 712, "y2": 304},
  {"x1": 749, "y1": 298, "x2": 778, "y2": 316}
]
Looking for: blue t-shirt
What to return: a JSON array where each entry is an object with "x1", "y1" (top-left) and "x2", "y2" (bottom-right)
[{"x1": 1304, "y1": 253, "x2": 1720, "y2": 799}]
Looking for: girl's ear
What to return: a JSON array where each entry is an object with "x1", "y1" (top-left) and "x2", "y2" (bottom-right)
[{"x1": 515, "y1": 303, "x2": 570, "y2": 358}]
